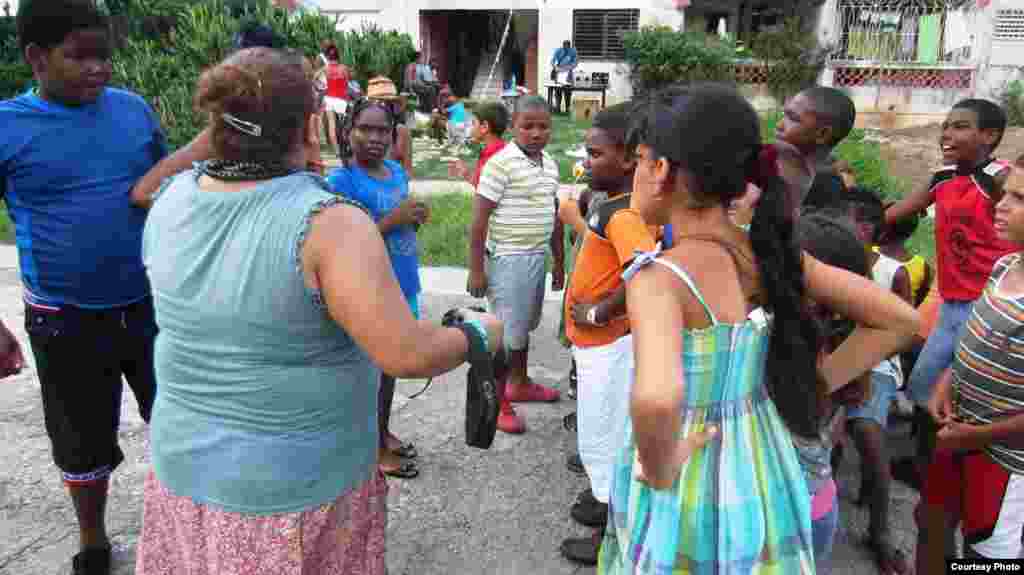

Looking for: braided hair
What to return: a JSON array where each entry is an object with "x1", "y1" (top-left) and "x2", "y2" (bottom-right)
[{"x1": 339, "y1": 96, "x2": 402, "y2": 167}]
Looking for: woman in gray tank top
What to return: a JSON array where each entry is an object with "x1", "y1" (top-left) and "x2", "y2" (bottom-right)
[{"x1": 133, "y1": 47, "x2": 502, "y2": 575}]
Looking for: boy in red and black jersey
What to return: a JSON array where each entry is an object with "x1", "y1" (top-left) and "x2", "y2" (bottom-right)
[{"x1": 885, "y1": 98, "x2": 1015, "y2": 484}]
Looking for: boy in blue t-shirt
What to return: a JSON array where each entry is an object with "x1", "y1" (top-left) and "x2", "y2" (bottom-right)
[{"x1": 0, "y1": 1, "x2": 168, "y2": 572}]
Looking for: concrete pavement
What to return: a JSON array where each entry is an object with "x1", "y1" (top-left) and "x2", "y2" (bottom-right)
[{"x1": 0, "y1": 243, "x2": 921, "y2": 574}]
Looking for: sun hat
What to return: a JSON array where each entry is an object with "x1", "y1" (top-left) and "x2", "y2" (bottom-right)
[{"x1": 366, "y1": 76, "x2": 401, "y2": 101}]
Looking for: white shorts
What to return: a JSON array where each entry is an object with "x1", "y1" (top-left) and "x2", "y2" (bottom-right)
[
  {"x1": 323, "y1": 96, "x2": 349, "y2": 115},
  {"x1": 573, "y1": 335, "x2": 634, "y2": 503}
]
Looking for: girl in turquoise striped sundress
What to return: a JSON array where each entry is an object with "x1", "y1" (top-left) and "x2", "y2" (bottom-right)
[{"x1": 598, "y1": 84, "x2": 920, "y2": 574}]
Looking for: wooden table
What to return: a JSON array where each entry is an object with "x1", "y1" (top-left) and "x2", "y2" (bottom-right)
[{"x1": 545, "y1": 83, "x2": 608, "y2": 114}]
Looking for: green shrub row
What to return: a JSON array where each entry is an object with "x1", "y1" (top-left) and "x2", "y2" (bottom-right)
[
  {"x1": 999, "y1": 78, "x2": 1024, "y2": 128},
  {"x1": 622, "y1": 20, "x2": 826, "y2": 103}
]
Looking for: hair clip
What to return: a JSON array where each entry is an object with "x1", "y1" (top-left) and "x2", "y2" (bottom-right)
[{"x1": 222, "y1": 113, "x2": 262, "y2": 137}]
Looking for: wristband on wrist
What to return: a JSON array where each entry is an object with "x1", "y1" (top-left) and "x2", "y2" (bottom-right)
[{"x1": 456, "y1": 317, "x2": 491, "y2": 358}]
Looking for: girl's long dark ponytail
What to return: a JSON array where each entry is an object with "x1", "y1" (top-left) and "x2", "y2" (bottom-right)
[{"x1": 747, "y1": 147, "x2": 824, "y2": 438}]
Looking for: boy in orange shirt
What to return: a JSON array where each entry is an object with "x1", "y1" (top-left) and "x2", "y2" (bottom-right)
[{"x1": 555, "y1": 103, "x2": 657, "y2": 566}]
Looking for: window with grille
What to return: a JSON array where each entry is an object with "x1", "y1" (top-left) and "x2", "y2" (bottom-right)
[
  {"x1": 994, "y1": 8, "x2": 1024, "y2": 42},
  {"x1": 831, "y1": 0, "x2": 957, "y2": 64},
  {"x1": 572, "y1": 9, "x2": 640, "y2": 61}
]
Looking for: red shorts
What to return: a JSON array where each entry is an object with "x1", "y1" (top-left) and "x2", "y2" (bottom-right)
[{"x1": 923, "y1": 449, "x2": 1024, "y2": 558}]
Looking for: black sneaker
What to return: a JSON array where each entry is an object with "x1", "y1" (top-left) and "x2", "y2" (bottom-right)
[
  {"x1": 560, "y1": 529, "x2": 603, "y2": 566},
  {"x1": 563, "y1": 411, "x2": 577, "y2": 432},
  {"x1": 72, "y1": 545, "x2": 112, "y2": 575},
  {"x1": 568, "y1": 360, "x2": 578, "y2": 400},
  {"x1": 571, "y1": 492, "x2": 608, "y2": 528},
  {"x1": 566, "y1": 452, "x2": 585, "y2": 474}
]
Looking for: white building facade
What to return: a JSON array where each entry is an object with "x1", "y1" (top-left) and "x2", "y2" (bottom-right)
[{"x1": 316, "y1": 0, "x2": 683, "y2": 106}]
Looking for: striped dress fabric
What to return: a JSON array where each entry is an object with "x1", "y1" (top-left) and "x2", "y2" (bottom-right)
[
  {"x1": 953, "y1": 253, "x2": 1024, "y2": 475},
  {"x1": 599, "y1": 252, "x2": 814, "y2": 575}
]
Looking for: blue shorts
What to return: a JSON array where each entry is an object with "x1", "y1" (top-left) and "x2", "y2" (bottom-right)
[
  {"x1": 906, "y1": 300, "x2": 974, "y2": 406},
  {"x1": 847, "y1": 371, "x2": 900, "y2": 428},
  {"x1": 485, "y1": 251, "x2": 546, "y2": 351}
]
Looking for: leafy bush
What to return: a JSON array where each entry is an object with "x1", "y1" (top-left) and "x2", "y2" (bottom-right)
[
  {"x1": 0, "y1": 15, "x2": 19, "y2": 61},
  {"x1": 0, "y1": 16, "x2": 33, "y2": 99},
  {"x1": 750, "y1": 16, "x2": 829, "y2": 105},
  {"x1": 0, "y1": 62, "x2": 33, "y2": 99},
  {"x1": 622, "y1": 26, "x2": 736, "y2": 96},
  {"x1": 2, "y1": 1, "x2": 415, "y2": 149},
  {"x1": 999, "y1": 78, "x2": 1024, "y2": 128},
  {"x1": 335, "y1": 24, "x2": 417, "y2": 91}
]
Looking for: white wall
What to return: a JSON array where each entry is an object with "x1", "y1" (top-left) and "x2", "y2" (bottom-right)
[
  {"x1": 319, "y1": 0, "x2": 682, "y2": 106},
  {"x1": 539, "y1": 2, "x2": 684, "y2": 106}
]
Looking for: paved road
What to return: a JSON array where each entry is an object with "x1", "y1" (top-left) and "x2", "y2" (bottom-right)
[{"x1": 0, "y1": 247, "x2": 922, "y2": 574}]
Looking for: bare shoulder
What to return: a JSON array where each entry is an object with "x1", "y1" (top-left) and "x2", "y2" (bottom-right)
[{"x1": 306, "y1": 199, "x2": 377, "y2": 248}]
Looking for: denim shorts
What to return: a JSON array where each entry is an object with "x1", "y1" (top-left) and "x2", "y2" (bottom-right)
[
  {"x1": 485, "y1": 251, "x2": 546, "y2": 351},
  {"x1": 847, "y1": 371, "x2": 900, "y2": 428},
  {"x1": 906, "y1": 300, "x2": 974, "y2": 406}
]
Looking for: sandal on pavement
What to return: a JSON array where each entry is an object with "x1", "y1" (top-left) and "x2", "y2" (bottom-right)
[
  {"x1": 890, "y1": 457, "x2": 922, "y2": 491},
  {"x1": 72, "y1": 545, "x2": 112, "y2": 575},
  {"x1": 505, "y1": 380, "x2": 561, "y2": 403},
  {"x1": 566, "y1": 453, "x2": 585, "y2": 474},
  {"x1": 560, "y1": 528, "x2": 603, "y2": 566},
  {"x1": 381, "y1": 460, "x2": 419, "y2": 479},
  {"x1": 497, "y1": 399, "x2": 526, "y2": 434},
  {"x1": 563, "y1": 412, "x2": 577, "y2": 432},
  {"x1": 390, "y1": 441, "x2": 418, "y2": 459},
  {"x1": 865, "y1": 537, "x2": 909, "y2": 575},
  {"x1": 571, "y1": 495, "x2": 608, "y2": 528}
]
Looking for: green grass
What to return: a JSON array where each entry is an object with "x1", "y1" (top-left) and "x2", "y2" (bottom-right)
[
  {"x1": 0, "y1": 201, "x2": 12, "y2": 244},
  {"x1": 0, "y1": 113, "x2": 935, "y2": 266},
  {"x1": 411, "y1": 113, "x2": 590, "y2": 183},
  {"x1": 412, "y1": 113, "x2": 935, "y2": 268},
  {"x1": 416, "y1": 192, "x2": 566, "y2": 272},
  {"x1": 417, "y1": 193, "x2": 474, "y2": 267}
]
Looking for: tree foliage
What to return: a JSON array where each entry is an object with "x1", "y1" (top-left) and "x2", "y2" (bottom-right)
[{"x1": 1, "y1": 0, "x2": 416, "y2": 149}]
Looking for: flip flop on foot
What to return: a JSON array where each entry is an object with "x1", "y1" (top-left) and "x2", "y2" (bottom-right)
[
  {"x1": 380, "y1": 460, "x2": 419, "y2": 479},
  {"x1": 388, "y1": 440, "x2": 418, "y2": 459}
]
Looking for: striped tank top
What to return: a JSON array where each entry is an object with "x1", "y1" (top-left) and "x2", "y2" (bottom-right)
[{"x1": 953, "y1": 252, "x2": 1024, "y2": 475}]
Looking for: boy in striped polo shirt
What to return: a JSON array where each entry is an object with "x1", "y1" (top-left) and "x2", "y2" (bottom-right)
[
  {"x1": 468, "y1": 96, "x2": 565, "y2": 431},
  {"x1": 916, "y1": 158, "x2": 1024, "y2": 570}
]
